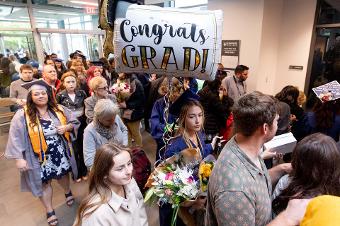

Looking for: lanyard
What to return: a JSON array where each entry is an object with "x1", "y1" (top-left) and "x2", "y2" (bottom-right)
[{"x1": 233, "y1": 75, "x2": 245, "y2": 97}]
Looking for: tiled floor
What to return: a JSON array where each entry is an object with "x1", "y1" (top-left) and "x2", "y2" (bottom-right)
[{"x1": 0, "y1": 130, "x2": 159, "y2": 226}]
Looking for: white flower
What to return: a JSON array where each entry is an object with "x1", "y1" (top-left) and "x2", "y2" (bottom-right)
[{"x1": 178, "y1": 185, "x2": 199, "y2": 199}]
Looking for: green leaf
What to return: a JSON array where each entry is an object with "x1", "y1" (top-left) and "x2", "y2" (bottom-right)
[{"x1": 144, "y1": 187, "x2": 155, "y2": 203}]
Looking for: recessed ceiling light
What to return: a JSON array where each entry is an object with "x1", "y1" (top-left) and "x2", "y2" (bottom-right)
[{"x1": 70, "y1": 1, "x2": 98, "y2": 7}]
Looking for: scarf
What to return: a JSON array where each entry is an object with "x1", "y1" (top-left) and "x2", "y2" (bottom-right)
[
  {"x1": 24, "y1": 105, "x2": 71, "y2": 163},
  {"x1": 93, "y1": 119, "x2": 118, "y2": 143}
]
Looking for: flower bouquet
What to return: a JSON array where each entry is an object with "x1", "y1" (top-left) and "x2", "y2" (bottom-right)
[
  {"x1": 110, "y1": 80, "x2": 131, "y2": 103},
  {"x1": 199, "y1": 158, "x2": 215, "y2": 193},
  {"x1": 144, "y1": 148, "x2": 201, "y2": 226}
]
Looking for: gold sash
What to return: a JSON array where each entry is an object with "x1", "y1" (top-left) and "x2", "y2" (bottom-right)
[{"x1": 24, "y1": 105, "x2": 71, "y2": 163}]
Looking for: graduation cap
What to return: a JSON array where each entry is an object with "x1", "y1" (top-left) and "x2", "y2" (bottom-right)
[
  {"x1": 54, "y1": 58, "x2": 63, "y2": 62},
  {"x1": 22, "y1": 79, "x2": 52, "y2": 93},
  {"x1": 169, "y1": 89, "x2": 200, "y2": 117},
  {"x1": 26, "y1": 60, "x2": 39, "y2": 68},
  {"x1": 89, "y1": 61, "x2": 104, "y2": 67}
]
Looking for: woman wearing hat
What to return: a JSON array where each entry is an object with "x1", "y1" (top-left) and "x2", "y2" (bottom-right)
[
  {"x1": 5, "y1": 79, "x2": 80, "y2": 226},
  {"x1": 54, "y1": 58, "x2": 66, "y2": 80}
]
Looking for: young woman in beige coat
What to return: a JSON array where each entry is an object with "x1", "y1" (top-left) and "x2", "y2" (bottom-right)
[{"x1": 74, "y1": 143, "x2": 148, "y2": 226}]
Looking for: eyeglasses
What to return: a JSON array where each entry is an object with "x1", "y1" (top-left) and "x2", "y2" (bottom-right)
[{"x1": 97, "y1": 86, "x2": 108, "y2": 91}]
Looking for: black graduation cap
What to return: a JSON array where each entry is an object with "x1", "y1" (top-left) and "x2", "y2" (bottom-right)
[
  {"x1": 22, "y1": 79, "x2": 52, "y2": 93},
  {"x1": 54, "y1": 58, "x2": 63, "y2": 62},
  {"x1": 90, "y1": 61, "x2": 105, "y2": 67},
  {"x1": 169, "y1": 89, "x2": 200, "y2": 117}
]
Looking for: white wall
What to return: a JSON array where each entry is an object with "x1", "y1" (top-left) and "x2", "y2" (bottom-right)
[
  {"x1": 256, "y1": 0, "x2": 283, "y2": 94},
  {"x1": 209, "y1": 0, "x2": 317, "y2": 95},
  {"x1": 272, "y1": 0, "x2": 317, "y2": 94},
  {"x1": 208, "y1": 0, "x2": 264, "y2": 93}
]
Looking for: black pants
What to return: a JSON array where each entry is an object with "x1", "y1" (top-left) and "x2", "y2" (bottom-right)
[
  {"x1": 159, "y1": 203, "x2": 185, "y2": 226},
  {"x1": 73, "y1": 115, "x2": 87, "y2": 178}
]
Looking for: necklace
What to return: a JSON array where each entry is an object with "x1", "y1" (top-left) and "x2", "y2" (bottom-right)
[
  {"x1": 38, "y1": 110, "x2": 49, "y2": 119},
  {"x1": 233, "y1": 75, "x2": 245, "y2": 97}
]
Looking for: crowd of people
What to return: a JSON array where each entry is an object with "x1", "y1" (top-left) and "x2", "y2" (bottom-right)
[{"x1": 2, "y1": 50, "x2": 340, "y2": 226}]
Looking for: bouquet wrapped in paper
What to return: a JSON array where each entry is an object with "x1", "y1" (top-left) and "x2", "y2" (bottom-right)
[
  {"x1": 144, "y1": 148, "x2": 201, "y2": 226},
  {"x1": 110, "y1": 79, "x2": 131, "y2": 103}
]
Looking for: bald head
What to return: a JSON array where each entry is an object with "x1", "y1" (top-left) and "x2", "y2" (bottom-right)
[{"x1": 43, "y1": 65, "x2": 57, "y2": 85}]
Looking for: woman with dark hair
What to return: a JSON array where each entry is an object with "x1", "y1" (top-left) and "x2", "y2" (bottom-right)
[
  {"x1": 99, "y1": 57, "x2": 112, "y2": 86},
  {"x1": 275, "y1": 85, "x2": 308, "y2": 141},
  {"x1": 272, "y1": 133, "x2": 340, "y2": 215},
  {"x1": 198, "y1": 78, "x2": 233, "y2": 142},
  {"x1": 54, "y1": 58, "x2": 67, "y2": 80},
  {"x1": 73, "y1": 143, "x2": 148, "y2": 226},
  {"x1": 306, "y1": 100, "x2": 340, "y2": 141},
  {"x1": 5, "y1": 80, "x2": 80, "y2": 225}
]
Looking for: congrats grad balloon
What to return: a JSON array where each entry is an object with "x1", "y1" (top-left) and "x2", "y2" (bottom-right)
[{"x1": 113, "y1": 5, "x2": 223, "y2": 80}]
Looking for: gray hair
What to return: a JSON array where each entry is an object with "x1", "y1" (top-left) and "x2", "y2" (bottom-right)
[{"x1": 93, "y1": 99, "x2": 120, "y2": 121}]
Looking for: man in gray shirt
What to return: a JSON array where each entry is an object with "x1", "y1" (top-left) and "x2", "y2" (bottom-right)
[
  {"x1": 221, "y1": 65, "x2": 249, "y2": 101},
  {"x1": 9, "y1": 64, "x2": 36, "y2": 109},
  {"x1": 205, "y1": 91, "x2": 291, "y2": 226}
]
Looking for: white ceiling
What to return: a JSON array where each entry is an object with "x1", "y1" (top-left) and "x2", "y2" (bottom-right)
[{"x1": 48, "y1": 0, "x2": 99, "y2": 9}]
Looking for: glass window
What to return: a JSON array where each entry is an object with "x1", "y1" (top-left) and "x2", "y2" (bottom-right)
[
  {"x1": 31, "y1": 2, "x2": 101, "y2": 31},
  {"x1": 0, "y1": 31, "x2": 37, "y2": 60},
  {"x1": 0, "y1": 4, "x2": 31, "y2": 29},
  {"x1": 317, "y1": 0, "x2": 340, "y2": 24}
]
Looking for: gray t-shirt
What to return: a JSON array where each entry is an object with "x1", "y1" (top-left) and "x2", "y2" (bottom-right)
[{"x1": 9, "y1": 78, "x2": 36, "y2": 100}]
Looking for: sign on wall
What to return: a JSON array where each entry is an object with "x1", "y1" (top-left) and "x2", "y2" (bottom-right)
[
  {"x1": 113, "y1": 5, "x2": 223, "y2": 80},
  {"x1": 221, "y1": 40, "x2": 240, "y2": 69}
]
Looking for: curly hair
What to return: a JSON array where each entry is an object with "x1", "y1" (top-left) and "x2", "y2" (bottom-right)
[
  {"x1": 313, "y1": 100, "x2": 338, "y2": 131},
  {"x1": 59, "y1": 70, "x2": 79, "y2": 91},
  {"x1": 275, "y1": 85, "x2": 300, "y2": 106}
]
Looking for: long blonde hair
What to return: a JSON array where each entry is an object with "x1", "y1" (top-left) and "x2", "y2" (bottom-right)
[
  {"x1": 73, "y1": 143, "x2": 131, "y2": 226},
  {"x1": 176, "y1": 100, "x2": 205, "y2": 150}
]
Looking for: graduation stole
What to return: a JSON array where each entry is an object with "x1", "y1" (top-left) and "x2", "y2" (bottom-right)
[{"x1": 24, "y1": 106, "x2": 71, "y2": 163}]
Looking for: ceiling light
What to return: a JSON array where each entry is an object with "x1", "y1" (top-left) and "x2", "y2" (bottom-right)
[
  {"x1": 38, "y1": 10, "x2": 79, "y2": 16},
  {"x1": 20, "y1": 16, "x2": 57, "y2": 21},
  {"x1": 70, "y1": 1, "x2": 98, "y2": 6}
]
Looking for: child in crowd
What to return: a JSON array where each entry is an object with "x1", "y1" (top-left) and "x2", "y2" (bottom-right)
[
  {"x1": 57, "y1": 71, "x2": 88, "y2": 182},
  {"x1": 73, "y1": 143, "x2": 148, "y2": 226}
]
